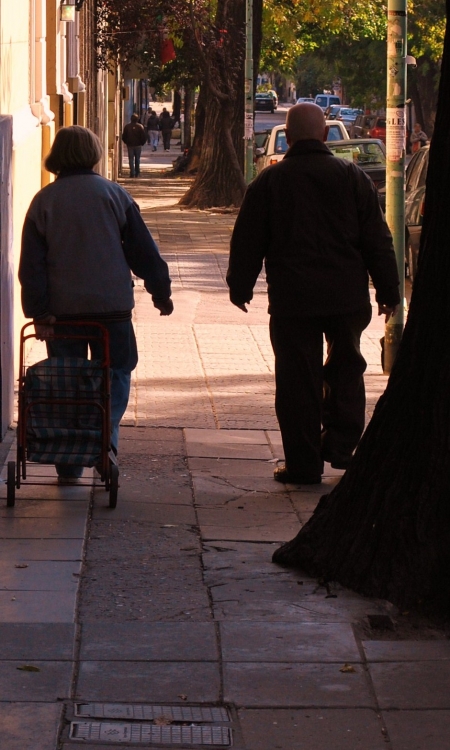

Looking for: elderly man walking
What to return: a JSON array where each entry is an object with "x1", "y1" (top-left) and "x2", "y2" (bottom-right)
[{"x1": 227, "y1": 103, "x2": 400, "y2": 484}]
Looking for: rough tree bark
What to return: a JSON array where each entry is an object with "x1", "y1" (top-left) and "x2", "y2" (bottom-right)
[
  {"x1": 180, "y1": 0, "x2": 263, "y2": 208},
  {"x1": 410, "y1": 59, "x2": 440, "y2": 137},
  {"x1": 273, "y1": 4, "x2": 450, "y2": 619},
  {"x1": 180, "y1": 0, "x2": 246, "y2": 208},
  {"x1": 184, "y1": 87, "x2": 193, "y2": 150}
]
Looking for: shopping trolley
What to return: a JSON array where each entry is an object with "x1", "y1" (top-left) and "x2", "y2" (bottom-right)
[{"x1": 6, "y1": 322, "x2": 119, "y2": 508}]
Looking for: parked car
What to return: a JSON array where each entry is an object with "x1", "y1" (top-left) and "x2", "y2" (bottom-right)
[
  {"x1": 255, "y1": 93, "x2": 275, "y2": 113},
  {"x1": 327, "y1": 139, "x2": 387, "y2": 192},
  {"x1": 314, "y1": 94, "x2": 341, "y2": 111},
  {"x1": 404, "y1": 145, "x2": 429, "y2": 281},
  {"x1": 254, "y1": 120, "x2": 349, "y2": 173},
  {"x1": 296, "y1": 97, "x2": 315, "y2": 104},
  {"x1": 350, "y1": 114, "x2": 386, "y2": 143}
]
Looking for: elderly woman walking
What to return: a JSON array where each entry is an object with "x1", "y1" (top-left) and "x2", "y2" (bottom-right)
[{"x1": 19, "y1": 125, "x2": 173, "y2": 479}]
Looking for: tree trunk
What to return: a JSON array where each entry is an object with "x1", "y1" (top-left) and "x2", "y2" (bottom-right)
[
  {"x1": 186, "y1": 85, "x2": 206, "y2": 174},
  {"x1": 410, "y1": 60, "x2": 440, "y2": 137},
  {"x1": 273, "y1": 5, "x2": 450, "y2": 619},
  {"x1": 180, "y1": 94, "x2": 246, "y2": 208},
  {"x1": 184, "y1": 87, "x2": 193, "y2": 150},
  {"x1": 172, "y1": 87, "x2": 181, "y2": 126},
  {"x1": 179, "y1": 0, "x2": 247, "y2": 208}
]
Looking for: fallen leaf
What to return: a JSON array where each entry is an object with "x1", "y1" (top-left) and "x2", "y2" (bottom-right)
[
  {"x1": 178, "y1": 694, "x2": 188, "y2": 701},
  {"x1": 17, "y1": 665, "x2": 40, "y2": 672},
  {"x1": 154, "y1": 716, "x2": 172, "y2": 726},
  {"x1": 15, "y1": 564, "x2": 28, "y2": 569},
  {"x1": 340, "y1": 664, "x2": 356, "y2": 673}
]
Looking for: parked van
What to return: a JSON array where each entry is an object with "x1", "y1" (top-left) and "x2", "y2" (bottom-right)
[{"x1": 314, "y1": 94, "x2": 341, "y2": 112}]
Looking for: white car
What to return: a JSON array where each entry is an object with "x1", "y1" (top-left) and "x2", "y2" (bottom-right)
[{"x1": 255, "y1": 120, "x2": 349, "y2": 173}]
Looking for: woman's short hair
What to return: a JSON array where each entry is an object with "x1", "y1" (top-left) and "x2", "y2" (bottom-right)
[{"x1": 45, "y1": 126, "x2": 103, "y2": 174}]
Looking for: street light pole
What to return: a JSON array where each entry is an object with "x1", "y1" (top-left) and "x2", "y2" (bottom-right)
[
  {"x1": 244, "y1": 0, "x2": 254, "y2": 183},
  {"x1": 384, "y1": 0, "x2": 407, "y2": 373}
]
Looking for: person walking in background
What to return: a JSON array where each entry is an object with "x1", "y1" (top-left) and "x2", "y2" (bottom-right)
[
  {"x1": 227, "y1": 103, "x2": 400, "y2": 484},
  {"x1": 159, "y1": 108, "x2": 174, "y2": 151},
  {"x1": 146, "y1": 110, "x2": 160, "y2": 152},
  {"x1": 141, "y1": 108, "x2": 152, "y2": 144},
  {"x1": 121, "y1": 114, "x2": 147, "y2": 177},
  {"x1": 410, "y1": 122, "x2": 428, "y2": 153},
  {"x1": 19, "y1": 125, "x2": 173, "y2": 480}
]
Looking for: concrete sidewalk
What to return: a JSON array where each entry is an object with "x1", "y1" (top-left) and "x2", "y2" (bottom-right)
[{"x1": 1, "y1": 171, "x2": 449, "y2": 750}]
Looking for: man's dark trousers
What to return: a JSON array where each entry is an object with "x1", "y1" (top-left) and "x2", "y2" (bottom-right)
[{"x1": 269, "y1": 302, "x2": 372, "y2": 477}]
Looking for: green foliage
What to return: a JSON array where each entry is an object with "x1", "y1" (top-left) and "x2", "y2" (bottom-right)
[{"x1": 261, "y1": 0, "x2": 446, "y2": 108}]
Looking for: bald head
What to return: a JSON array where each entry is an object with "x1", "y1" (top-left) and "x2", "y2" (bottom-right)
[{"x1": 286, "y1": 103, "x2": 327, "y2": 145}]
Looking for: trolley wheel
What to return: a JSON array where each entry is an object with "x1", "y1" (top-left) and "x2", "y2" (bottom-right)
[
  {"x1": 109, "y1": 464, "x2": 119, "y2": 509},
  {"x1": 7, "y1": 461, "x2": 16, "y2": 507}
]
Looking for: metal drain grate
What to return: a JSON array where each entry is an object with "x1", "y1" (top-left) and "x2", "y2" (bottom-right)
[
  {"x1": 69, "y1": 721, "x2": 232, "y2": 746},
  {"x1": 75, "y1": 703, "x2": 230, "y2": 723}
]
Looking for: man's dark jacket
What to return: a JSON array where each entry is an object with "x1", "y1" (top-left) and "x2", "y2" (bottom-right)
[
  {"x1": 122, "y1": 121, "x2": 147, "y2": 148},
  {"x1": 227, "y1": 139, "x2": 400, "y2": 317}
]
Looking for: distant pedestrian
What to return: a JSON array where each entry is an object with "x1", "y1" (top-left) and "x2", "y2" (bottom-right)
[
  {"x1": 146, "y1": 111, "x2": 160, "y2": 151},
  {"x1": 19, "y1": 125, "x2": 173, "y2": 479},
  {"x1": 227, "y1": 103, "x2": 400, "y2": 484},
  {"x1": 410, "y1": 123, "x2": 428, "y2": 153},
  {"x1": 159, "y1": 108, "x2": 174, "y2": 151},
  {"x1": 122, "y1": 114, "x2": 147, "y2": 177}
]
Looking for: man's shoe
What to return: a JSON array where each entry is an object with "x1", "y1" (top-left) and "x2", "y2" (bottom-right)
[{"x1": 273, "y1": 465, "x2": 322, "y2": 484}]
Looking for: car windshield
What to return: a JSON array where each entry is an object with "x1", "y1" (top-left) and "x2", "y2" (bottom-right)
[
  {"x1": 256, "y1": 94, "x2": 271, "y2": 99},
  {"x1": 328, "y1": 142, "x2": 386, "y2": 166},
  {"x1": 274, "y1": 130, "x2": 288, "y2": 153},
  {"x1": 326, "y1": 125, "x2": 346, "y2": 141},
  {"x1": 254, "y1": 131, "x2": 269, "y2": 149}
]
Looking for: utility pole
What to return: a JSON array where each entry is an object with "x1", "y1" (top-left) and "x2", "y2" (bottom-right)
[
  {"x1": 384, "y1": 0, "x2": 407, "y2": 373},
  {"x1": 244, "y1": 0, "x2": 254, "y2": 183}
]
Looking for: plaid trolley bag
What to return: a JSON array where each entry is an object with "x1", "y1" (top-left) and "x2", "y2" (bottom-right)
[
  {"x1": 6, "y1": 323, "x2": 119, "y2": 508},
  {"x1": 25, "y1": 357, "x2": 104, "y2": 466}
]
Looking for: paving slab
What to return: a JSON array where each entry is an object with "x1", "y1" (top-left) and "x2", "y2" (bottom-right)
[
  {"x1": 224, "y1": 662, "x2": 374, "y2": 707},
  {"x1": 363, "y1": 639, "x2": 450, "y2": 661},
  {"x1": 189, "y1": 457, "x2": 278, "y2": 479},
  {"x1": 113, "y1": 455, "x2": 193, "y2": 505},
  {"x1": 79, "y1": 556, "x2": 211, "y2": 622},
  {"x1": 192, "y1": 475, "x2": 292, "y2": 511},
  {"x1": 0, "y1": 517, "x2": 87, "y2": 538},
  {"x1": 198, "y1": 508, "x2": 301, "y2": 542},
  {"x1": 210, "y1": 577, "x2": 380, "y2": 623},
  {"x1": 0, "y1": 623, "x2": 75, "y2": 659},
  {"x1": 92, "y1": 499, "x2": 197, "y2": 524},
  {"x1": 80, "y1": 622, "x2": 218, "y2": 661},
  {"x1": 382, "y1": 710, "x2": 450, "y2": 750},
  {"x1": 0, "y1": 702, "x2": 62, "y2": 750},
  {"x1": 111, "y1": 474, "x2": 194, "y2": 506},
  {"x1": 238, "y1": 708, "x2": 387, "y2": 750},
  {"x1": 76, "y1": 661, "x2": 220, "y2": 703},
  {"x1": 369, "y1": 661, "x2": 450, "y2": 708},
  {"x1": 0, "y1": 538, "x2": 83, "y2": 561},
  {"x1": 0, "y1": 493, "x2": 90, "y2": 510},
  {"x1": 85, "y1": 521, "x2": 200, "y2": 560},
  {"x1": 0, "y1": 590, "x2": 77, "y2": 622},
  {"x1": 0, "y1": 560, "x2": 80, "y2": 591},
  {"x1": 0, "y1": 660, "x2": 73, "y2": 700},
  {"x1": 186, "y1": 442, "x2": 273, "y2": 460},
  {"x1": 185, "y1": 428, "x2": 269, "y2": 445},
  {"x1": 220, "y1": 622, "x2": 361, "y2": 663}
]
